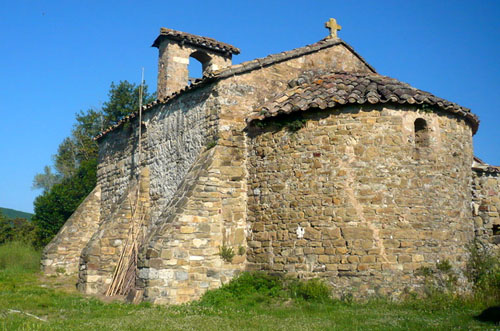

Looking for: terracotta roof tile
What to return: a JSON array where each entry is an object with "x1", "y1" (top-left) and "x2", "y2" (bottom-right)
[
  {"x1": 94, "y1": 78, "x2": 209, "y2": 140},
  {"x1": 473, "y1": 156, "x2": 500, "y2": 173},
  {"x1": 248, "y1": 71, "x2": 479, "y2": 134},
  {"x1": 207, "y1": 38, "x2": 376, "y2": 79},
  {"x1": 95, "y1": 38, "x2": 375, "y2": 141},
  {"x1": 152, "y1": 28, "x2": 240, "y2": 55}
]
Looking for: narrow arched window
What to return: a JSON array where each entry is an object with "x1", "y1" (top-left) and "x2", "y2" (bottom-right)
[
  {"x1": 188, "y1": 51, "x2": 212, "y2": 85},
  {"x1": 414, "y1": 118, "x2": 429, "y2": 147}
]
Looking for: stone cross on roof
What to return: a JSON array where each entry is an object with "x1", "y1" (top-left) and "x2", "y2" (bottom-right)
[{"x1": 325, "y1": 18, "x2": 342, "y2": 39}]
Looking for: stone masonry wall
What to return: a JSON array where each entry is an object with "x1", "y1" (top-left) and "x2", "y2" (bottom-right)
[
  {"x1": 77, "y1": 42, "x2": 379, "y2": 301},
  {"x1": 247, "y1": 105, "x2": 474, "y2": 297},
  {"x1": 131, "y1": 42, "x2": 374, "y2": 303},
  {"x1": 97, "y1": 84, "x2": 217, "y2": 224},
  {"x1": 157, "y1": 40, "x2": 232, "y2": 99},
  {"x1": 82, "y1": 84, "x2": 218, "y2": 295},
  {"x1": 472, "y1": 170, "x2": 500, "y2": 246},
  {"x1": 41, "y1": 185, "x2": 101, "y2": 275},
  {"x1": 78, "y1": 169, "x2": 150, "y2": 294},
  {"x1": 137, "y1": 147, "x2": 247, "y2": 304},
  {"x1": 46, "y1": 30, "x2": 487, "y2": 305}
]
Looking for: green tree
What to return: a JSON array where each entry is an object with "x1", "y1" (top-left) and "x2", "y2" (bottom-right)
[
  {"x1": 72, "y1": 108, "x2": 103, "y2": 163},
  {"x1": 54, "y1": 137, "x2": 78, "y2": 179},
  {"x1": 0, "y1": 213, "x2": 12, "y2": 244},
  {"x1": 33, "y1": 80, "x2": 155, "y2": 188},
  {"x1": 0, "y1": 212, "x2": 36, "y2": 245},
  {"x1": 32, "y1": 165, "x2": 60, "y2": 192},
  {"x1": 32, "y1": 80, "x2": 155, "y2": 246},
  {"x1": 32, "y1": 159, "x2": 97, "y2": 246},
  {"x1": 103, "y1": 81, "x2": 155, "y2": 126}
]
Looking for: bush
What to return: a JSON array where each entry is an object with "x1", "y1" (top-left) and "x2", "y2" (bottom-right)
[
  {"x1": 0, "y1": 216, "x2": 37, "y2": 245},
  {"x1": 197, "y1": 272, "x2": 333, "y2": 308},
  {"x1": 253, "y1": 113, "x2": 308, "y2": 133},
  {"x1": 198, "y1": 272, "x2": 284, "y2": 308},
  {"x1": 218, "y1": 245, "x2": 235, "y2": 263},
  {"x1": 465, "y1": 240, "x2": 500, "y2": 301},
  {"x1": 0, "y1": 241, "x2": 41, "y2": 273},
  {"x1": 414, "y1": 259, "x2": 460, "y2": 299},
  {"x1": 288, "y1": 278, "x2": 331, "y2": 302}
]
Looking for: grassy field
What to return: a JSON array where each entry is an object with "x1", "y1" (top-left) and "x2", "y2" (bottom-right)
[{"x1": 0, "y1": 241, "x2": 498, "y2": 330}]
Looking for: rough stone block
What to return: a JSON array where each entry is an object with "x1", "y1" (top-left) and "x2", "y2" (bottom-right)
[
  {"x1": 180, "y1": 226, "x2": 196, "y2": 234},
  {"x1": 341, "y1": 227, "x2": 374, "y2": 240},
  {"x1": 304, "y1": 227, "x2": 321, "y2": 240},
  {"x1": 323, "y1": 228, "x2": 341, "y2": 239},
  {"x1": 175, "y1": 271, "x2": 189, "y2": 281}
]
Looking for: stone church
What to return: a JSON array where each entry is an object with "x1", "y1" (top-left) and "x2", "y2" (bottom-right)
[{"x1": 41, "y1": 20, "x2": 500, "y2": 304}]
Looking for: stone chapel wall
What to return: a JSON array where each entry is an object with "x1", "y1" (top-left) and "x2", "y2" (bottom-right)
[
  {"x1": 133, "y1": 42, "x2": 376, "y2": 303},
  {"x1": 246, "y1": 105, "x2": 474, "y2": 297},
  {"x1": 472, "y1": 170, "x2": 500, "y2": 246},
  {"x1": 97, "y1": 83, "x2": 218, "y2": 223},
  {"x1": 44, "y1": 25, "x2": 491, "y2": 304},
  {"x1": 79, "y1": 84, "x2": 219, "y2": 294}
]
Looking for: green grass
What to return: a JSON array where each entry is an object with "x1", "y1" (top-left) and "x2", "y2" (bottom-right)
[
  {"x1": 0, "y1": 241, "x2": 40, "y2": 272},
  {"x1": 0, "y1": 242, "x2": 497, "y2": 330}
]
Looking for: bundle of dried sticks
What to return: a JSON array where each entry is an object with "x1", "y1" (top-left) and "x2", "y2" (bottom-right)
[{"x1": 105, "y1": 194, "x2": 146, "y2": 296}]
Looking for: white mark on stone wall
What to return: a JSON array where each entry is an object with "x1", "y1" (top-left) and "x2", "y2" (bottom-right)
[
  {"x1": 189, "y1": 256, "x2": 204, "y2": 261},
  {"x1": 296, "y1": 225, "x2": 305, "y2": 239},
  {"x1": 173, "y1": 56, "x2": 189, "y2": 64},
  {"x1": 471, "y1": 202, "x2": 479, "y2": 216}
]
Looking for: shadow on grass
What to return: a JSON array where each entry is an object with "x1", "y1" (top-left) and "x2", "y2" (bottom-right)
[{"x1": 474, "y1": 305, "x2": 500, "y2": 325}]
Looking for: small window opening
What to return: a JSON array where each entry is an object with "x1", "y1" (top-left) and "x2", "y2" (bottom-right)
[
  {"x1": 188, "y1": 51, "x2": 211, "y2": 85},
  {"x1": 414, "y1": 118, "x2": 429, "y2": 147},
  {"x1": 493, "y1": 224, "x2": 500, "y2": 236}
]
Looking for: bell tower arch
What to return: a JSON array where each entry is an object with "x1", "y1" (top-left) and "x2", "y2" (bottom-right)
[{"x1": 152, "y1": 28, "x2": 240, "y2": 99}]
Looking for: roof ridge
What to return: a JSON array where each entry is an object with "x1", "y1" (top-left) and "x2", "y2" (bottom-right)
[
  {"x1": 207, "y1": 38, "x2": 376, "y2": 80},
  {"x1": 95, "y1": 38, "x2": 377, "y2": 140},
  {"x1": 152, "y1": 27, "x2": 240, "y2": 54}
]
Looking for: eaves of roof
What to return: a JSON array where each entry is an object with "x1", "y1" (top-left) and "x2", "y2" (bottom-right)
[
  {"x1": 473, "y1": 156, "x2": 500, "y2": 174},
  {"x1": 152, "y1": 27, "x2": 240, "y2": 55},
  {"x1": 247, "y1": 71, "x2": 479, "y2": 135},
  {"x1": 95, "y1": 38, "x2": 375, "y2": 141}
]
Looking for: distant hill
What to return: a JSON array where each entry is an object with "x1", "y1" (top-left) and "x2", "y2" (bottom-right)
[{"x1": 0, "y1": 207, "x2": 33, "y2": 221}]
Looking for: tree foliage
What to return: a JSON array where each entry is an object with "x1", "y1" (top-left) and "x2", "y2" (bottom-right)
[
  {"x1": 32, "y1": 159, "x2": 97, "y2": 246},
  {"x1": 72, "y1": 108, "x2": 103, "y2": 162},
  {"x1": 33, "y1": 81, "x2": 155, "y2": 192},
  {"x1": 31, "y1": 80, "x2": 155, "y2": 246},
  {"x1": 0, "y1": 212, "x2": 36, "y2": 245},
  {"x1": 103, "y1": 81, "x2": 155, "y2": 126},
  {"x1": 54, "y1": 137, "x2": 78, "y2": 179},
  {"x1": 32, "y1": 166, "x2": 60, "y2": 192}
]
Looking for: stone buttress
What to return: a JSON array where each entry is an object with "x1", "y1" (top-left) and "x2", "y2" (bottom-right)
[
  {"x1": 78, "y1": 168, "x2": 151, "y2": 294},
  {"x1": 41, "y1": 186, "x2": 101, "y2": 275}
]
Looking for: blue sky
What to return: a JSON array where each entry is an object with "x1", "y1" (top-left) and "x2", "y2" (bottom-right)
[{"x1": 1, "y1": 0, "x2": 499, "y2": 213}]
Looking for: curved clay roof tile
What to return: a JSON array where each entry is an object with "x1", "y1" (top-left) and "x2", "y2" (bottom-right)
[{"x1": 248, "y1": 71, "x2": 479, "y2": 134}]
